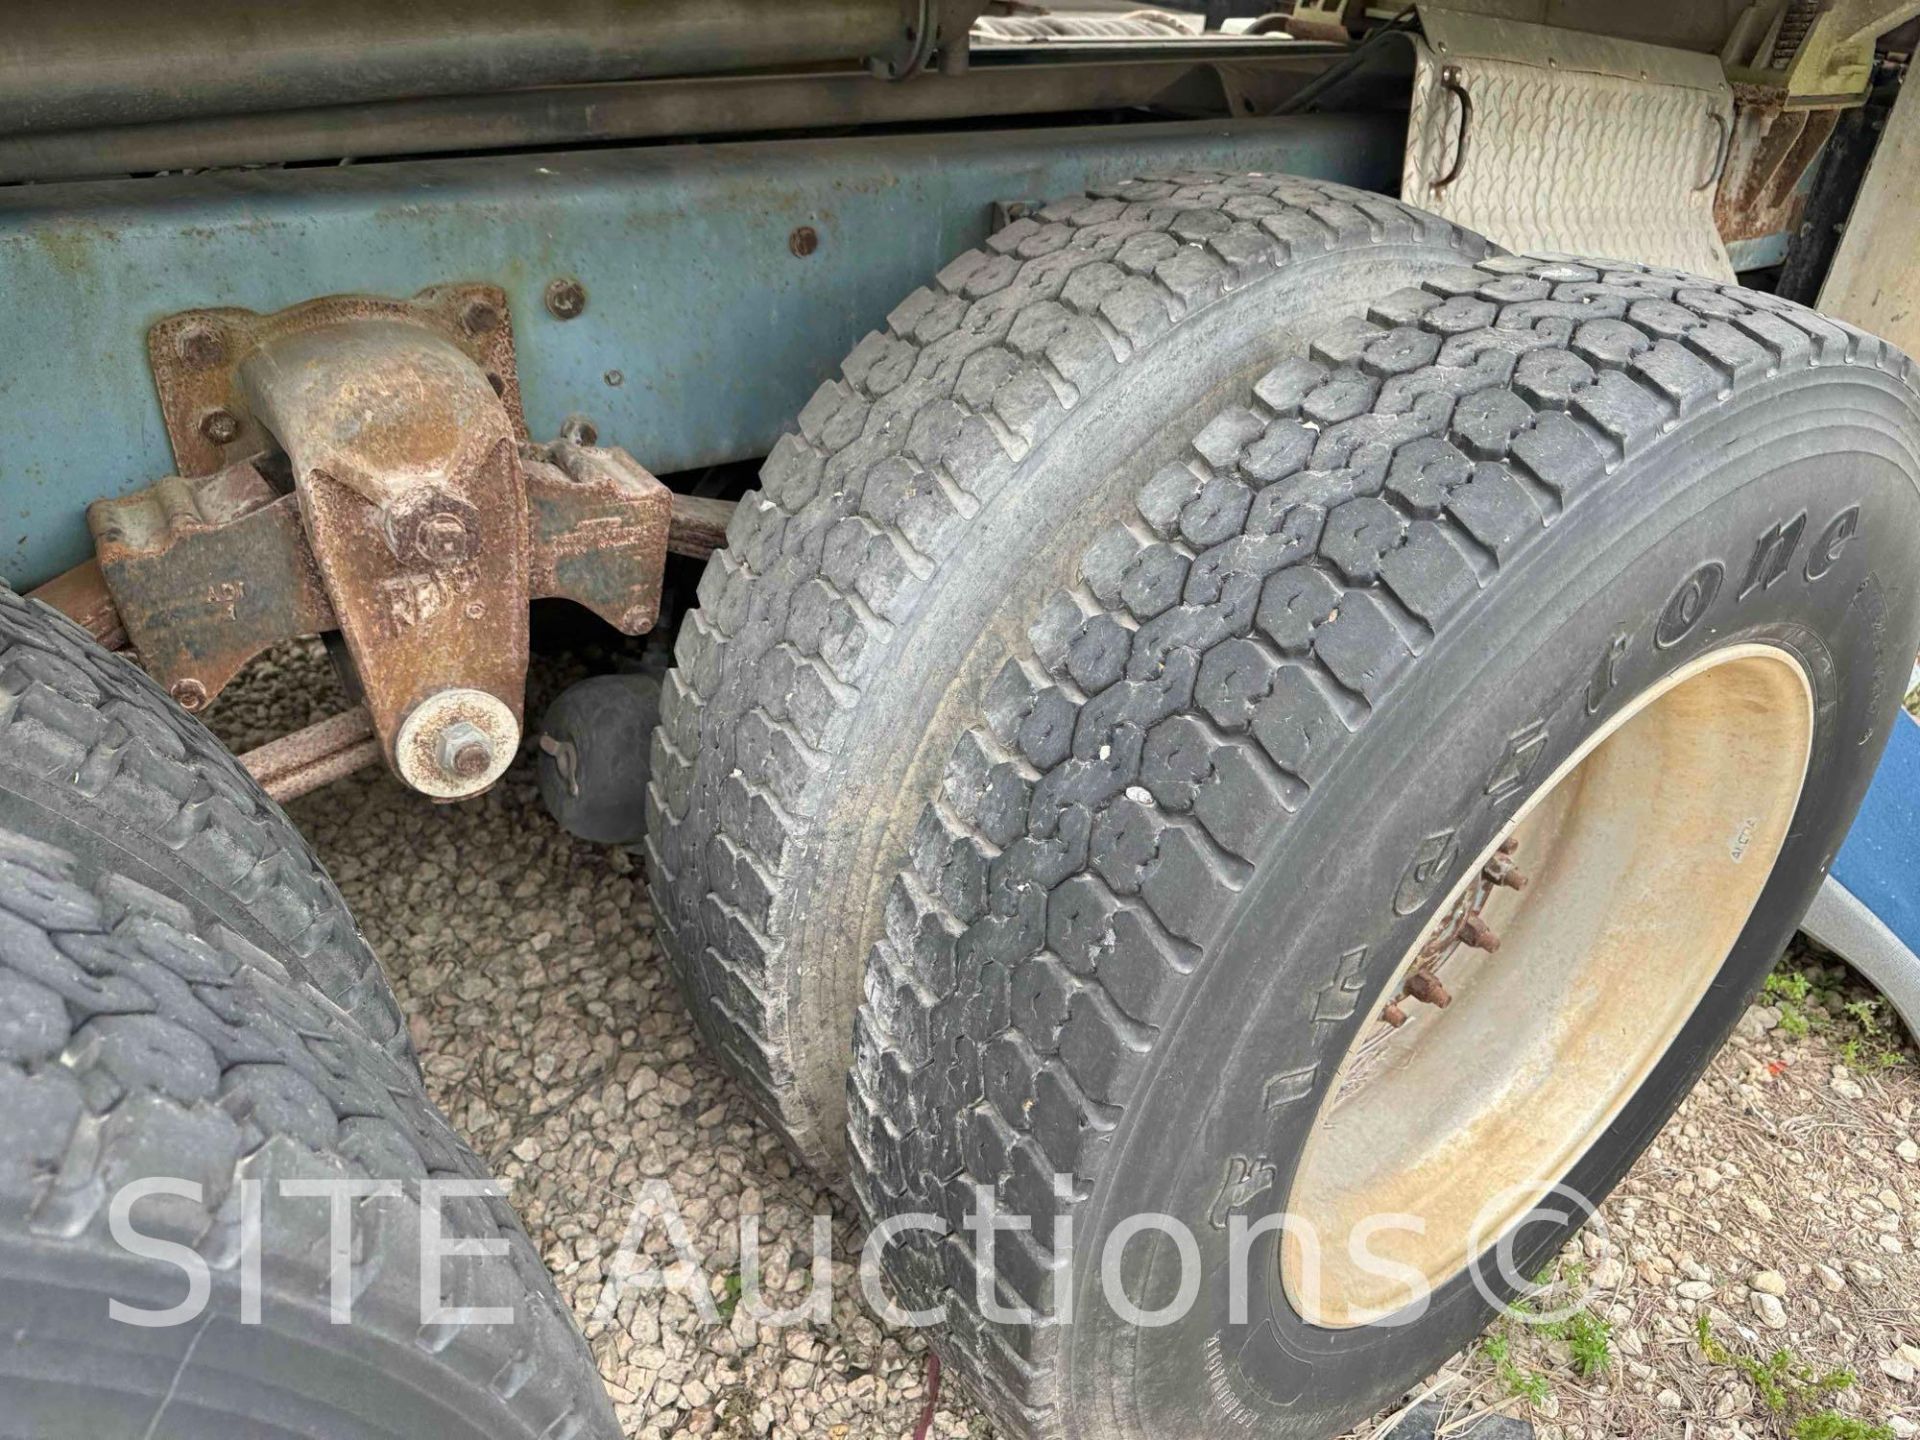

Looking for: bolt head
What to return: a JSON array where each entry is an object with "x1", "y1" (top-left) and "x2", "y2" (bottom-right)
[
  {"x1": 461, "y1": 298, "x2": 502, "y2": 335},
  {"x1": 412, "y1": 510, "x2": 472, "y2": 566},
  {"x1": 170, "y1": 678, "x2": 208, "y2": 711},
  {"x1": 437, "y1": 720, "x2": 494, "y2": 780},
  {"x1": 545, "y1": 278, "x2": 587, "y2": 320},
  {"x1": 175, "y1": 324, "x2": 226, "y2": 368},
  {"x1": 199, "y1": 409, "x2": 241, "y2": 445},
  {"x1": 788, "y1": 225, "x2": 819, "y2": 257}
]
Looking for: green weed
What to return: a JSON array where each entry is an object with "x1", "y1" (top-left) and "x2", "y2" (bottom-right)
[
  {"x1": 1694, "y1": 1314, "x2": 1886, "y2": 1440},
  {"x1": 1793, "y1": 1414, "x2": 1898, "y2": 1440},
  {"x1": 1764, "y1": 961, "x2": 1909, "y2": 1070},
  {"x1": 715, "y1": 1267, "x2": 744, "y2": 1322},
  {"x1": 1557, "y1": 1310, "x2": 1615, "y2": 1379},
  {"x1": 1477, "y1": 1259, "x2": 1612, "y2": 1405},
  {"x1": 1481, "y1": 1331, "x2": 1551, "y2": 1405}
]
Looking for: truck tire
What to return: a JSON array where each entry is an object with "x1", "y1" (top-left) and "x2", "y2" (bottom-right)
[
  {"x1": 0, "y1": 824, "x2": 619, "y2": 1439},
  {"x1": 848, "y1": 249, "x2": 1920, "y2": 1437},
  {"x1": 647, "y1": 172, "x2": 1493, "y2": 1173},
  {"x1": 0, "y1": 588, "x2": 409, "y2": 1064}
]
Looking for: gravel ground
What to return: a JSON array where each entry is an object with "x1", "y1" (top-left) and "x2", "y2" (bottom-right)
[{"x1": 204, "y1": 639, "x2": 1920, "y2": 1440}]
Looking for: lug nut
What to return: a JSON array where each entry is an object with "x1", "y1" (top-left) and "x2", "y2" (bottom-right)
[
  {"x1": 1459, "y1": 914, "x2": 1501, "y2": 953},
  {"x1": 1483, "y1": 852, "x2": 1528, "y2": 889},
  {"x1": 1406, "y1": 972, "x2": 1453, "y2": 1009},
  {"x1": 437, "y1": 720, "x2": 494, "y2": 780}
]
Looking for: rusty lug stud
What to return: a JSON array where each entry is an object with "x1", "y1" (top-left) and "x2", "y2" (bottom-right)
[
  {"x1": 1381, "y1": 1001, "x2": 1409, "y2": 1028},
  {"x1": 1483, "y1": 852, "x2": 1529, "y2": 889},
  {"x1": 198, "y1": 408, "x2": 242, "y2": 445},
  {"x1": 1459, "y1": 914, "x2": 1501, "y2": 953},
  {"x1": 170, "y1": 678, "x2": 209, "y2": 712},
  {"x1": 1406, "y1": 971, "x2": 1453, "y2": 1009}
]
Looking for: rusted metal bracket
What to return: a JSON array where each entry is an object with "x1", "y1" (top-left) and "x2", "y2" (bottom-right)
[
  {"x1": 148, "y1": 285, "x2": 526, "y2": 480},
  {"x1": 524, "y1": 439, "x2": 673, "y2": 634},
  {"x1": 88, "y1": 444, "x2": 679, "y2": 708},
  {"x1": 238, "y1": 315, "x2": 533, "y2": 797},
  {"x1": 46, "y1": 463, "x2": 713, "y2": 804},
  {"x1": 76, "y1": 285, "x2": 684, "y2": 801},
  {"x1": 89, "y1": 462, "x2": 336, "y2": 712}
]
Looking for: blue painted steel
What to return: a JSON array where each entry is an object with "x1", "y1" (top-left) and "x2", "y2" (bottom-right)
[
  {"x1": 0, "y1": 115, "x2": 1396, "y2": 588},
  {"x1": 1726, "y1": 231, "x2": 1791, "y2": 272},
  {"x1": 1834, "y1": 710, "x2": 1920, "y2": 958}
]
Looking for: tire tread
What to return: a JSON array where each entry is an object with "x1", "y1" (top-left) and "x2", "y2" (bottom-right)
[
  {"x1": 848, "y1": 251, "x2": 1916, "y2": 1435},
  {"x1": 647, "y1": 171, "x2": 1488, "y2": 1166},
  {"x1": 0, "y1": 589, "x2": 408, "y2": 1064}
]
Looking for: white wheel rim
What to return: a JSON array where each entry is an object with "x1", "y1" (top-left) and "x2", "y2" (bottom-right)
[{"x1": 1283, "y1": 644, "x2": 1814, "y2": 1328}]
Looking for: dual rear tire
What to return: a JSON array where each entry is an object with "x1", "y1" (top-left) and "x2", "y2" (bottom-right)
[
  {"x1": 5, "y1": 170, "x2": 1908, "y2": 1440},
  {"x1": 650, "y1": 175, "x2": 1920, "y2": 1435}
]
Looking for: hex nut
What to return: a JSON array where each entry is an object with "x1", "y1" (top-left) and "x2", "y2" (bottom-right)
[
  {"x1": 437, "y1": 720, "x2": 494, "y2": 780},
  {"x1": 394, "y1": 689, "x2": 519, "y2": 800},
  {"x1": 412, "y1": 511, "x2": 473, "y2": 566},
  {"x1": 545, "y1": 278, "x2": 587, "y2": 320}
]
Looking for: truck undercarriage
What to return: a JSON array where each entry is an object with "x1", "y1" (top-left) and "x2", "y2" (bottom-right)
[{"x1": 1, "y1": 3, "x2": 1918, "y2": 1437}]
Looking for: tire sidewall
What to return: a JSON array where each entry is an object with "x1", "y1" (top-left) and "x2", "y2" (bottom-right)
[{"x1": 1057, "y1": 370, "x2": 1920, "y2": 1437}]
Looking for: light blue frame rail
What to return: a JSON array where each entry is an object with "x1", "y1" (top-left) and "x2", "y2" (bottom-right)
[
  {"x1": 0, "y1": 113, "x2": 1396, "y2": 587},
  {"x1": 2, "y1": 110, "x2": 1909, "y2": 999}
]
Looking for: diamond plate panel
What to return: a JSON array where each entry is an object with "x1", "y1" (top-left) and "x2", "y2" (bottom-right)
[{"x1": 1404, "y1": 11, "x2": 1735, "y2": 280}]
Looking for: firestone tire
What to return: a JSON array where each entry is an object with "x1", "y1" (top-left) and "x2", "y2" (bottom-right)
[
  {"x1": 646, "y1": 172, "x2": 1493, "y2": 1174},
  {"x1": 847, "y1": 244, "x2": 1920, "y2": 1437}
]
